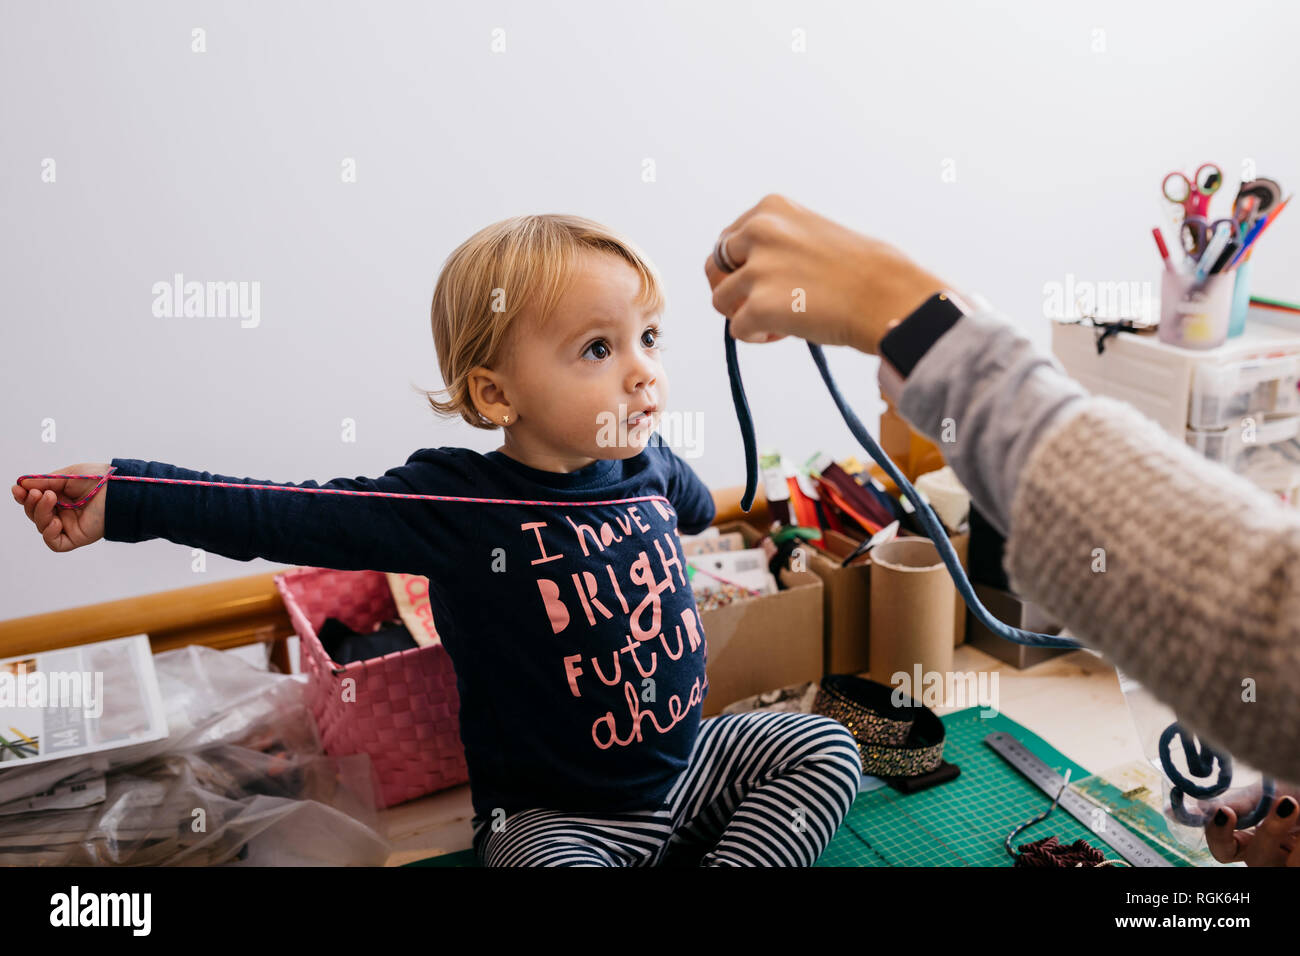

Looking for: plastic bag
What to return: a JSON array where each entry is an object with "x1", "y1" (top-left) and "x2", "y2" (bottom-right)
[
  {"x1": 0, "y1": 644, "x2": 391, "y2": 865},
  {"x1": 1116, "y1": 668, "x2": 1291, "y2": 852}
]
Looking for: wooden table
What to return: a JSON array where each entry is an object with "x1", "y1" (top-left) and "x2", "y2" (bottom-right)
[{"x1": 378, "y1": 639, "x2": 1147, "y2": 866}]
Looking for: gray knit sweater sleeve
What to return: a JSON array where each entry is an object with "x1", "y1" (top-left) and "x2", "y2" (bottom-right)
[
  {"x1": 879, "y1": 304, "x2": 1300, "y2": 785},
  {"x1": 1006, "y1": 396, "x2": 1300, "y2": 785},
  {"x1": 881, "y1": 305, "x2": 1089, "y2": 537}
]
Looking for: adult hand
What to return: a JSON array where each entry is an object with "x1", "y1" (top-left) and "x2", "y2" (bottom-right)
[
  {"x1": 703, "y1": 194, "x2": 950, "y2": 354},
  {"x1": 1204, "y1": 789, "x2": 1300, "y2": 866}
]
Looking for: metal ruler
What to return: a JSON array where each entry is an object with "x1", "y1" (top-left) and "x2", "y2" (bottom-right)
[{"x1": 985, "y1": 732, "x2": 1171, "y2": 867}]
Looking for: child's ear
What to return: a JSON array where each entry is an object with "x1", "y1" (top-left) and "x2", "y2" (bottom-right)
[{"x1": 466, "y1": 365, "x2": 513, "y2": 425}]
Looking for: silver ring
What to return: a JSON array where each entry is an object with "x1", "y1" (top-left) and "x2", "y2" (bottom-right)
[{"x1": 712, "y1": 232, "x2": 738, "y2": 273}]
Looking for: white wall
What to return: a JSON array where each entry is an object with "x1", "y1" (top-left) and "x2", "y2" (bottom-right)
[{"x1": 4, "y1": 0, "x2": 1298, "y2": 618}]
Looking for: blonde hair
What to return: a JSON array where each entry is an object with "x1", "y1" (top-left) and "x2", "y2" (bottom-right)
[{"x1": 417, "y1": 214, "x2": 665, "y2": 429}]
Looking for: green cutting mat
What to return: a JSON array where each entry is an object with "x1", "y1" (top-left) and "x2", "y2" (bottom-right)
[
  {"x1": 406, "y1": 707, "x2": 1190, "y2": 867},
  {"x1": 816, "y1": 707, "x2": 1184, "y2": 867}
]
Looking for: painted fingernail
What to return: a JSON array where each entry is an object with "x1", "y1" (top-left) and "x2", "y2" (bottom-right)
[
  {"x1": 1278, "y1": 797, "x2": 1296, "y2": 818},
  {"x1": 1213, "y1": 809, "x2": 1228, "y2": 826}
]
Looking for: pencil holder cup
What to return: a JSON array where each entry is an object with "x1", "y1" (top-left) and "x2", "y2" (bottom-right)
[
  {"x1": 1226, "y1": 258, "x2": 1254, "y2": 339},
  {"x1": 1158, "y1": 268, "x2": 1235, "y2": 350}
]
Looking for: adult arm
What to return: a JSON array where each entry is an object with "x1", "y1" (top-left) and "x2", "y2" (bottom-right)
[{"x1": 886, "y1": 306, "x2": 1300, "y2": 786}]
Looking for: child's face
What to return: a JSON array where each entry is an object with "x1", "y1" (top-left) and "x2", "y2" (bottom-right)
[{"x1": 473, "y1": 250, "x2": 667, "y2": 473}]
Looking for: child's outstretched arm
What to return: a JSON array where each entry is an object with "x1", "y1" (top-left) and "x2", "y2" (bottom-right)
[{"x1": 14, "y1": 451, "x2": 461, "y2": 574}]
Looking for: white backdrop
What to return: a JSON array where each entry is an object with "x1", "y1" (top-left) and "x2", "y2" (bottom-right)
[{"x1": 4, "y1": 0, "x2": 1299, "y2": 618}]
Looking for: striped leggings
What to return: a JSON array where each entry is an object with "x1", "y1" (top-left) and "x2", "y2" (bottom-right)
[{"x1": 470, "y1": 711, "x2": 862, "y2": 867}]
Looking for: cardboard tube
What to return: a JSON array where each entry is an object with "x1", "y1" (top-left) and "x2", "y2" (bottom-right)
[{"x1": 868, "y1": 538, "x2": 955, "y2": 689}]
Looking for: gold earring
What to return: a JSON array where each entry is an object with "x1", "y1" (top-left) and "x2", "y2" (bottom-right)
[{"x1": 502, "y1": 414, "x2": 509, "y2": 424}]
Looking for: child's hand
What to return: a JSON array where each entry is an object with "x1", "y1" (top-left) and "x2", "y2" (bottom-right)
[{"x1": 11, "y1": 463, "x2": 111, "y2": 552}]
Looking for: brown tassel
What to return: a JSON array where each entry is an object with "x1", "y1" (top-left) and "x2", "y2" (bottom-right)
[{"x1": 1014, "y1": 835, "x2": 1108, "y2": 867}]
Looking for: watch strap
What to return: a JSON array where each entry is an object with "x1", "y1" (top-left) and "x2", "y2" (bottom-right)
[{"x1": 879, "y1": 291, "x2": 969, "y2": 379}]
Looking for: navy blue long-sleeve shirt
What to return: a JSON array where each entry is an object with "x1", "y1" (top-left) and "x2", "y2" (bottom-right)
[{"x1": 104, "y1": 432, "x2": 717, "y2": 819}]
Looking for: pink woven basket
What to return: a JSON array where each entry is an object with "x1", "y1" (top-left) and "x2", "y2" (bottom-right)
[{"x1": 274, "y1": 566, "x2": 468, "y2": 809}]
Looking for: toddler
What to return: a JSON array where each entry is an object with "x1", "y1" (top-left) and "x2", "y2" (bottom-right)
[{"x1": 12, "y1": 214, "x2": 862, "y2": 867}]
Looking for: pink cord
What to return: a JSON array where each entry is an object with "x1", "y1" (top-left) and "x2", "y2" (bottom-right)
[
  {"x1": 14, "y1": 468, "x2": 671, "y2": 511},
  {"x1": 14, "y1": 467, "x2": 118, "y2": 509}
]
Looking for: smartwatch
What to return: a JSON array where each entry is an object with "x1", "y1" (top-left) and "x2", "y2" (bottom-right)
[{"x1": 878, "y1": 291, "x2": 971, "y2": 379}]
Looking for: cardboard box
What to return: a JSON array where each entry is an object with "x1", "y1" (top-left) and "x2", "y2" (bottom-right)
[
  {"x1": 803, "y1": 530, "x2": 872, "y2": 676},
  {"x1": 695, "y1": 522, "x2": 824, "y2": 717},
  {"x1": 803, "y1": 528, "x2": 969, "y2": 679},
  {"x1": 879, "y1": 398, "x2": 948, "y2": 483},
  {"x1": 880, "y1": 402, "x2": 913, "y2": 467},
  {"x1": 963, "y1": 582, "x2": 1072, "y2": 669}
]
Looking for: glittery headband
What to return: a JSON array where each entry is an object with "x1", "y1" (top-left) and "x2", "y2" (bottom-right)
[{"x1": 812, "y1": 674, "x2": 946, "y2": 778}]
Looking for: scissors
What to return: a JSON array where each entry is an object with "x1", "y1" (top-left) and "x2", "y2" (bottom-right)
[
  {"x1": 1179, "y1": 215, "x2": 1237, "y2": 259},
  {"x1": 1232, "y1": 194, "x2": 1260, "y2": 232},
  {"x1": 1162, "y1": 162, "x2": 1223, "y2": 218},
  {"x1": 1234, "y1": 177, "x2": 1282, "y2": 227}
]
